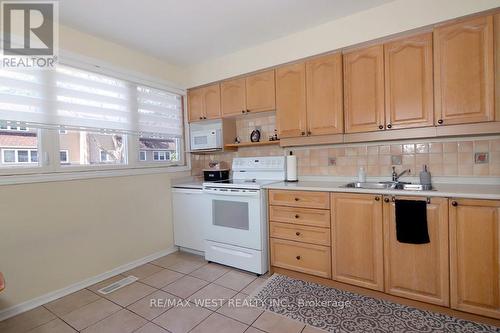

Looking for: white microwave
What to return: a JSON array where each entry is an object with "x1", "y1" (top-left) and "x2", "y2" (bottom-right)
[{"x1": 190, "y1": 122, "x2": 223, "y2": 151}]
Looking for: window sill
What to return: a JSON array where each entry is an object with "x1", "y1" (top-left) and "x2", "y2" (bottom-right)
[{"x1": 0, "y1": 165, "x2": 191, "y2": 186}]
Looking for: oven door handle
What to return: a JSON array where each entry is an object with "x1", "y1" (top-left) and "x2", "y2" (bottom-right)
[{"x1": 203, "y1": 189, "x2": 259, "y2": 197}]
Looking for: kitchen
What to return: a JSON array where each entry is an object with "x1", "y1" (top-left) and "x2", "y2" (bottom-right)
[{"x1": 1, "y1": 1, "x2": 500, "y2": 333}]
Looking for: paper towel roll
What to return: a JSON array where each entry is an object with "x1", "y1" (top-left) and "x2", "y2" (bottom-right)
[{"x1": 286, "y1": 154, "x2": 298, "y2": 182}]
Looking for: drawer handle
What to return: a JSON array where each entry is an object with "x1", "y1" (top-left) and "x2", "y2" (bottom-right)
[
  {"x1": 294, "y1": 197, "x2": 300, "y2": 201},
  {"x1": 295, "y1": 232, "x2": 301, "y2": 236},
  {"x1": 296, "y1": 255, "x2": 301, "y2": 260},
  {"x1": 294, "y1": 214, "x2": 300, "y2": 219}
]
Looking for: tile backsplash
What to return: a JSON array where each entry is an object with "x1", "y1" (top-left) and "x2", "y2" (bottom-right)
[{"x1": 190, "y1": 113, "x2": 500, "y2": 178}]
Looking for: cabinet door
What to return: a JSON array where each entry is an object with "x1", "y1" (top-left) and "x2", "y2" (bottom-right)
[
  {"x1": 385, "y1": 33, "x2": 434, "y2": 129},
  {"x1": 343, "y1": 45, "x2": 385, "y2": 133},
  {"x1": 383, "y1": 196, "x2": 449, "y2": 306},
  {"x1": 203, "y1": 84, "x2": 222, "y2": 120},
  {"x1": 434, "y1": 16, "x2": 494, "y2": 125},
  {"x1": 246, "y1": 70, "x2": 276, "y2": 113},
  {"x1": 450, "y1": 199, "x2": 500, "y2": 319},
  {"x1": 306, "y1": 53, "x2": 344, "y2": 135},
  {"x1": 331, "y1": 193, "x2": 384, "y2": 291},
  {"x1": 276, "y1": 63, "x2": 307, "y2": 138},
  {"x1": 221, "y1": 78, "x2": 246, "y2": 117},
  {"x1": 187, "y1": 88, "x2": 205, "y2": 122}
]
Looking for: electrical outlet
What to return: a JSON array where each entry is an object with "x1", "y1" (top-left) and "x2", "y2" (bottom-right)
[{"x1": 328, "y1": 157, "x2": 336, "y2": 166}]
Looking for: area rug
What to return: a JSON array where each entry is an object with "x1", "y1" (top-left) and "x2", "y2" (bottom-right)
[{"x1": 250, "y1": 274, "x2": 500, "y2": 333}]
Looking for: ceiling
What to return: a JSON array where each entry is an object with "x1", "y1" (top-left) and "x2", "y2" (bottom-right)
[{"x1": 59, "y1": 0, "x2": 393, "y2": 66}]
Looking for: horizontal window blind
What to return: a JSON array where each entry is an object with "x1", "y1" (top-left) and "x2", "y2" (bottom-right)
[
  {"x1": 0, "y1": 64, "x2": 184, "y2": 136},
  {"x1": 137, "y1": 85, "x2": 183, "y2": 137},
  {"x1": 0, "y1": 69, "x2": 46, "y2": 126},
  {"x1": 54, "y1": 65, "x2": 132, "y2": 131}
]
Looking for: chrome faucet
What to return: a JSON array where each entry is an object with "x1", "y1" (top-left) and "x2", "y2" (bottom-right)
[{"x1": 392, "y1": 166, "x2": 410, "y2": 182}]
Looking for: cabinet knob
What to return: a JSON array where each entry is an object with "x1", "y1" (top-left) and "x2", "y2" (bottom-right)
[
  {"x1": 307, "y1": 131, "x2": 312, "y2": 136},
  {"x1": 437, "y1": 119, "x2": 443, "y2": 125},
  {"x1": 375, "y1": 196, "x2": 380, "y2": 201},
  {"x1": 387, "y1": 124, "x2": 392, "y2": 129},
  {"x1": 295, "y1": 232, "x2": 301, "y2": 236},
  {"x1": 296, "y1": 255, "x2": 301, "y2": 260},
  {"x1": 203, "y1": 116, "x2": 207, "y2": 119},
  {"x1": 294, "y1": 197, "x2": 300, "y2": 201},
  {"x1": 246, "y1": 109, "x2": 250, "y2": 113},
  {"x1": 451, "y1": 201, "x2": 458, "y2": 207},
  {"x1": 199, "y1": 116, "x2": 203, "y2": 120},
  {"x1": 378, "y1": 125, "x2": 384, "y2": 130},
  {"x1": 301, "y1": 131, "x2": 305, "y2": 136},
  {"x1": 294, "y1": 214, "x2": 299, "y2": 219},
  {"x1": 241, "y1": 110, "x2": 245, "y2": 114},
  {"x1": 384, "y1": 197, "x2": 390, "y2": 203}
]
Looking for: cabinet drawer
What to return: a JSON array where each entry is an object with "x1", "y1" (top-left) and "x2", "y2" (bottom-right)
[
  {"x1": 269, "y1": 190, "x2": 329, "y2": 209},
  {"x1": 270, "y1": 238, "x2": 331, "y2": 278},
  {"x1": 269, "y1": 206, "x2": 330, "y2": 227},
  {"x1": 270, "y1": 222, "x2": 330, "y2": 246}
]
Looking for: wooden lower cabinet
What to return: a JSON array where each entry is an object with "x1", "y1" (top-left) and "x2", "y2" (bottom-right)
[
  {"x1": 450, "y1": 198, "x2": 500, "y2": 319},
  {"x1": 383, "y1": 196, "x2": 450, "y2": 306},
  {"x1": 330, "y1": 193, "x2": 384, "y2": 291},
  {"x1": 270, "y1": 238, "x2": 331, "y2": 278}
]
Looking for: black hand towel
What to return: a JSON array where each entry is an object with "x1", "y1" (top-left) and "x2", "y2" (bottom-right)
[{"x1": 395, "y1": 199, "x2": 430, "y2": 244}]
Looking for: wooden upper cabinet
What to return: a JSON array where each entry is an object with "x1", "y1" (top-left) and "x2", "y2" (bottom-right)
[
  {"x1": 187, "y1": 84, "x2": 221, "y2": 122},
  {"x1": 203, "y1": 84, "x2": 222, "y2": 120},
  {"x1": 187, "y1": 88, "x2": 205, "y2": 122},
  {"x1": 221, "y1": 78, "x2": 246, "y2": 117},
  {"x1": 384, "y1": 33, "x2": 434, "y2": 129},
  {"x1": 343, "y1": 45, "x2": 385, "y2": 133},
  {"x1": 246, "y1": 70, "x2": 276, "y2": 113},
  {"x1": 306, "y1": 53, "x2": 344, "y2": 135},
  {"x1": 383, "y1": 196, "x2": 449, "y2": 306},
  {"x1": 450, "y1": 198, "x2": 500, "y2": 319},
  {"x1": 495, "y1": 14, "x2": 500, "y2": 121},
  {"x1": 434, "y1": 15, "x2": 495, "y2": 125},
  {"x1": 276, "y1": 63, "x2": 307, "y2": 138},
  {"x1": 331, "y1": 193, "x2": 384, "y2": 291}
]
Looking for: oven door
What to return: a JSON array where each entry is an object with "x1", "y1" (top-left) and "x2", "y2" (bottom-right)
[{"x1": 205, "y1": 188, "x2": 262, "y2": 250}]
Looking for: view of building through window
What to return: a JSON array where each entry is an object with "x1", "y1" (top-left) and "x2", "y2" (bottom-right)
[
  {"x1": 0, "y1": 127, "x2": 39, "y2": 167},
  {"x1": 139, "y1": 136, "x2": 179, "y2": 163},
  {"x1": 59, "y1": 130, "x2": 126, "y2": 166}
]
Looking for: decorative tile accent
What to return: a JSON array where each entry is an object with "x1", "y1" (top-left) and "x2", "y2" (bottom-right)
[{"x1": 475, "y1": 152, "x2": 489, "y2": 164}]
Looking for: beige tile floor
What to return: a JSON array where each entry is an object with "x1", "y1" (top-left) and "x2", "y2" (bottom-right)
[{"x1": 0, "y1": 251, "x2": 322, "y2": 333}]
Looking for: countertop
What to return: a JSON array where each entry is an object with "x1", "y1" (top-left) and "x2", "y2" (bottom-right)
[
  {"x1": 264, "y1": 181, "x2": 500, "y2": 200},
  {"x1": 172, "y1": 180, "x2": 204, "y2": 190}
]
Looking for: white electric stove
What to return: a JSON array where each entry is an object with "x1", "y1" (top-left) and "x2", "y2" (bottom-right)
[{"x1": 202, "y1": 156, "x2": 285, "y2": 275}]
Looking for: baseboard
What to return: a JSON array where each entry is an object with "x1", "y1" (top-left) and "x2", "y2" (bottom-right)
[{"x1": 0, "y1": 246, "x2": 178, "y2": 322}]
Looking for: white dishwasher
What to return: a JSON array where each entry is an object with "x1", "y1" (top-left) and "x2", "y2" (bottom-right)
[{"x1": 172, "y1": 187, "x2": 210, "y2": 252}]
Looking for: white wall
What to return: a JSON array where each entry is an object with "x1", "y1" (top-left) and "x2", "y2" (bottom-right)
[{"x1": 185, "y1": 0, "x2": 500, "y2": 87}]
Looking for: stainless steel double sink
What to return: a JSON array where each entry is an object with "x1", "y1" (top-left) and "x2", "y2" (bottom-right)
[{"x1": 342, "y1": 182, "x2": 433, "y2": 191}]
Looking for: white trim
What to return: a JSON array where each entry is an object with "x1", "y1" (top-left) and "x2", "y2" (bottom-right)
[
  {"x1": 0, "y1": 246, "x2": 178, "y2": 322},
  {"x1": 59, "y1": 149, "x2": 69, "y2": 163},
  {"x1": 0, "y1": 165, "x2": 190, "y2": 186}
]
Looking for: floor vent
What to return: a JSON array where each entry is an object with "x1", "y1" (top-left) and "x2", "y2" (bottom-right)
[{"x1": 97, "y1": 276, "x2": 138, "y2": 295}]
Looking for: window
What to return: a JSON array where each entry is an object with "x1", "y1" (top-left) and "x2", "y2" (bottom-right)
[
  {"x1": 59, "y1": 150, "x2": 69, "y2": 163},
  {"x1": 0, "y1": 124, "x2": 39, "y2": 168},
  {"x1": 0, "y1": 63, "x2": 185, "y2": 175},
  {"x1": 59, "y1": 130, "x2": 126, "y2": 166},
  {"x1": 153, "y1": 151, "x2": 170, "y2": 161},
  {"x1": 1, "y1": 149, "x2": 38, "y2": 164}
]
